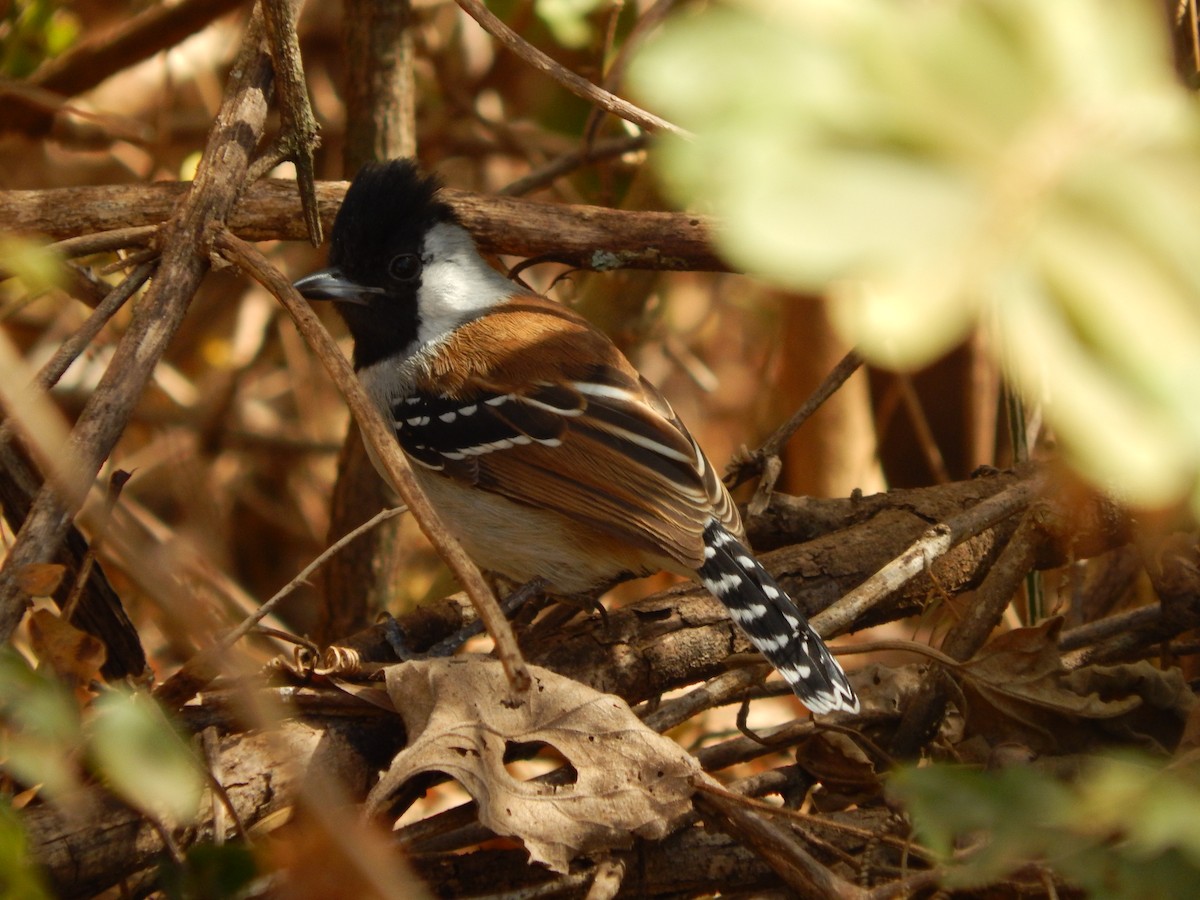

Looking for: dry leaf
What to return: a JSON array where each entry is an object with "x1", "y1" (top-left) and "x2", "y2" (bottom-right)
[
  {"x1": 366, "y1": 657, "x2": 701, "y2": 873},
  {"x1": 17, "y1": 563, "x2": 66, "y2": 597},
  {"x1": 955, "y1": 618, "x2": 1192, "y2": 754},
  {"x1": 795, "y1": 731, "x2": 880, "y2": 798},
  {"x1": 27, "y1": 609, "x2": 106, "y2": 701}
]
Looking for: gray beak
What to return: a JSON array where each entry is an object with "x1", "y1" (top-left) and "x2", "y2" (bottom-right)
[{"x1": 292, "y1": 267, "x2": 381, "y2": 305}]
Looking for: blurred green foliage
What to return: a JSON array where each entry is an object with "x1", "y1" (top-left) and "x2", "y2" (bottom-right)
[
  {"x1": 0, "y1": 802, "x2": 51, "y2": 900},
  {"x1": 159, "y1": 842, "x2": 258, "y2": 900},
  {"x1": 535, "y1": 0, "x2": 608, "y2": 50},
  {"x1": 0, "y1": 649, "x2": 205, "y2": 883},
  {"x1": 0, "y1": 649, "x2": 84, "y2": 802},
  {"x1": 632, "y1": 0, "x2": 1200, "y2": 516},
  {"x1": 1, "y1": 0, "x2": 79, "y2": 78},
  {"x1": 890, "y1": 754, "x2": 1200, "y2": 898},
  {"x1": 0, "y1": 237, "x2": 64, "y2": 319},
  {"x1": 89, "y1": 687, "x2": 204, "y2": 829}
]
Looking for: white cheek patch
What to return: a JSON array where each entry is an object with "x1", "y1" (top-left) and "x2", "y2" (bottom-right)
[{"x1": 414, "y1": 222, "x2": 516, "y2": 346}]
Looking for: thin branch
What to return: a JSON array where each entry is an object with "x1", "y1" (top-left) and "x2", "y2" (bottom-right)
[
  {"x1": 643, "y1": 666, "x2": 770, "y2": 733},
  {"x1": 28, "y1": 0, "x2": 247, "y2": 96},
  {"x1": 889, "y1": 509, "x2": 1043, "y2": 757},
  {"x1": 47, "y1": 226, "x2": 158, "y2": 259},
  {"x1": 1, "y1": 180, "x2": 726, "y2": 272},
  {"x1": 0, "y1": 260, "x2": 153, "y2": 455},
  {"x1": 694, "y1": 774, "x2": 866, "y2": 899},
  {"x1": 1058, "y1": 603, "x2": 1163, "y2": 658},
  {"x1": 260, "y1": 0, "x2": 322, "y2": 245},
  {"x1": 811, "y1": 469, "x2": 1047, "y2": 639},
  {"x1": 499, "y1": 134, "x2": 648, "y2": 197},
  {"x1": 215, "y1": 231, "x2": 532, "y2": 696},
  {"x1": 453, "y1": 0, "x2": 690, "y2": 139},
  {"x1": 727, "y1": 348, "x2": 864, "y2": 514},
  {"x1": 6, "y1": 0, "x2": 248, "y2": 135},
  {"x1": 897, "y1": 373, "x2": 951, "y2": 484},
  {"x1": 581, "y1": 0, "x2": 682, "y2": 147}
]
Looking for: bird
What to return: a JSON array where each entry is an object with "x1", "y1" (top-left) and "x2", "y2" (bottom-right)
[{"x1": 293, "y1": 159, "x2": 858, "y2": 715}]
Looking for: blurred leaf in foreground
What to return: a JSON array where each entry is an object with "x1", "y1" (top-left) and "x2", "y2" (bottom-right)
[
  {"x1": 0, "y1": 236, "x2": 63, "y2": 304},
  {"x1": 0, "y1": 649, "x2": 83, "y2": 802},
  {"x1": 89, "y1": 689, "x2": 204, "y2": 829},
  {"x1": 890, "y1": 754, "x2": 1200, "y2": 897},
  {"x1": 631, "y1": 0, "x2": 1200, "y2": 514},
  {"x1": 0, "y1": 800, "x2": 51, "y2": 900}
]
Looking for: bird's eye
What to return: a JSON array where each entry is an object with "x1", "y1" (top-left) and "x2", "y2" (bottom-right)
[{"x1": 388, "y1": 253, "x2": 421, "y2": 282}]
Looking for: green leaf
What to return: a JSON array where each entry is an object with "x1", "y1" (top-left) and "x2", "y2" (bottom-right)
[
  {"x1": 889, "y1": 756, "x2": 1200, "y2": 896},
  {"x1": 535, "y1": 0, "x2": 606, "y2": 49},
  {"x1": 0, "y1": 649, "x2": 82, "y2": 800},
  {"x1": 632, "y1": 0, "x2": 1200, "y2": 515},
  {"x1": 0, "y1": 800, "x2": 52, "y2": 900},
  {"x1": 159, "y1": 842, "x2": 258, "y2": 900},
  {"x1": 889, "y1": 763, "x2": 1072, "y2": 885},
  {"x1": 88, "y1": 689, "x2": 204, "y2": 829},
  {"x1": 0, "y1": 237, "x2": 63, "y2": 297}
]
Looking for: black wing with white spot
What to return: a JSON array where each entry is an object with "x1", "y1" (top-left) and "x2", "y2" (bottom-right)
[
  {"x1": 394, "y1": 366, "x2": 738, "y2": 568},
  {"x1": 698, "y1": 520, "x2": 858, "y2": 714},
  {"x1": 391, "y1": 382, "x2": 584, "y2": 477}
]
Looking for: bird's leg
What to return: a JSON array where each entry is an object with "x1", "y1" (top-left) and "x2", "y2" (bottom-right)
[
  {"x1": 379, "y1": 613, "x2": 419, "y2": 662},
  {"x1": 423, "y1": 576, "x2": 548, "y2": 657}
]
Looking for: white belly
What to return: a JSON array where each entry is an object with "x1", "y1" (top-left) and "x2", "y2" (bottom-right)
[{"x1": 412, "y1": 466, "x2": 679, "y2": 594}]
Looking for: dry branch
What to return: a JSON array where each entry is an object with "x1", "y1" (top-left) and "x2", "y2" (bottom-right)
[
  {"x1": 215, "y1": 232, "x2": 531, "y2": 696},
  {"x1": 453, "y1": 0, "x2": 689, "y2": 139},
  {"x1": 0, "y1": 179, "x2": 725, "y2": 271},
  {"x1": 0, "y1": 17, "x2": 276, "y2": 643}
]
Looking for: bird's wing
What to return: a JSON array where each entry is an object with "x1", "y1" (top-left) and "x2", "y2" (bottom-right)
[{"x1": 392, "y1": 296, "x2": 740, "y2": 568}]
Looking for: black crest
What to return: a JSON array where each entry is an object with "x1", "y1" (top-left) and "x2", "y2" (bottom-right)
[{"x1": 329, "y1": 159, "x2": 459, "y2": 284}]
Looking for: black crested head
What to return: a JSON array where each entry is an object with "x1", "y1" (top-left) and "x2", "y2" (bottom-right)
[
  {"x1": 310, "y1": 159, "x2": 459, "y2": 369},
  {"x1": 328, "y1": 159, "x2": 458, "y2": 282}
]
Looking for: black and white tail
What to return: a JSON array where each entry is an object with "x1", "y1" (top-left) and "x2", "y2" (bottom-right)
[{"x1": 697, "y1": 520, "x2": 858, "y2": 714}]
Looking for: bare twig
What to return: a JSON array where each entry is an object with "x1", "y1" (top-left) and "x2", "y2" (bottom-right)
[
  {"x1": 27, "y1": 0, "x2": 247, "y2": 97},
  {"x1": 1, "y1": 180, "x2": 726, "y2": 272},
  {"x1": 1058, "y1": 603, "x2": 1163, "y2": 659},
  {"x1": 161, "y1": 504, "x2": 407, "y2": 707},
  {"x1": 260, "y1": 0, "x2": 322, "y2": 245},
  {"x1": 727, "y1": 348, "x2": 864, "y2": 513},
  {"x1": 453, "y1": 0, "x2": 690, "y2": 139},
  {"x1": 499, "y1": 134, "x2": 648, "y2": 197},
  {"x1": 889, "y1": 509, "x2": 1043, "y2": 757},
  {"x1": 6, "y1": 0, "x2": 248, "y2": 135},
  {"x1": 581, "y1": 0, "x2": 681, "y2": 147},
  {"x1": 811, "y1": 469, "x2": 1047, "y2": 639},
  {"x1": 694, "y1": 775, "x2": 866, "y2": 899},
  {"x1": 642, "y1": 666, "x2": 770, "y2": 733},
  {"x1": 897, "y1": 373, "x2": 951, "y2": 484},
  {"x1": 0, "y1": 260, "x2": 153, "y2": 455},
  {"x1": 47, "y1": 227, "x2": 158, "y2": 259}
]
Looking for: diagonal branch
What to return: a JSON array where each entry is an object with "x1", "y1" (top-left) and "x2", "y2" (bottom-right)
[
  {"x1": 0, "y1": 11, "x2": 275, "y2": 643},
  {"x1": 453, "y1": 0, "x2": 690, "y2": 139},
  {"x1": 214, "y1": 232, "x2": 532, "y2": 697}
]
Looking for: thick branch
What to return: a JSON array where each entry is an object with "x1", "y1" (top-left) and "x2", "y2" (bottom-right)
[{"x1": 0, "y1": 180, "x2": 725, "y2": 272}]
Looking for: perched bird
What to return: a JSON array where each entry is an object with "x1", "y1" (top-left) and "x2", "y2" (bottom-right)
[{"x1": 294, "y1": 159, "x2": 858, "y2": 714}]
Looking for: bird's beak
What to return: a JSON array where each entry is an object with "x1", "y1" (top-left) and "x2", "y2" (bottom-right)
[{"x1": 292, "y1": 267, "x2": 381, "y2": 305}]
